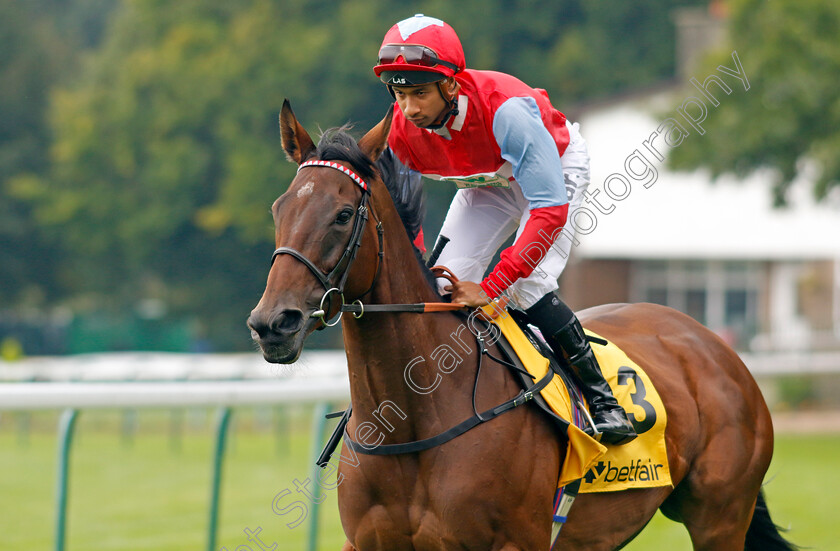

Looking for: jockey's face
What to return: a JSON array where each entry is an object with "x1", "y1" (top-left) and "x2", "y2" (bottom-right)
[{"x1": 392, "y1": 82, "x2": 449, "y2": 128}]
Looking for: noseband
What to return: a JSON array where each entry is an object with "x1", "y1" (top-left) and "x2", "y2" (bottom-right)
[
  {"x1": 271, "y1": 160, "x2": 383, "y2": 327},
  {"x1": 272, "y1": 162, "x2": 552, "y2": 465}
]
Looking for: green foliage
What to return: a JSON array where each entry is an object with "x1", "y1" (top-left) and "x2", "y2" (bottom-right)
[
  {"x1": 539, "y1": 0, "x2": 701, "y2": 102},
  {"x1": 0, "y1": 0, "x2": 116, "y2": 308},
  {"x1": 0, "y1": 3, "x2": 69, "y2": 305},
  {"x1": 394, "y1": 0, "x2": 706, "y2": 104},
  {"x1": 3, "y1": 0, "x2": 712, "y2": 350},
  {"x1": 668, "y1": 0, "x2": 840, "y2": 204},
  {"x1": 15, "y1": 1, "x2": 325, "y2": 347}
]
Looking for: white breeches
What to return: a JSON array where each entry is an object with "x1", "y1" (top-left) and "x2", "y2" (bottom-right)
[{"x1": 434, "y1": 123, "x2": 591, "y2": 309}]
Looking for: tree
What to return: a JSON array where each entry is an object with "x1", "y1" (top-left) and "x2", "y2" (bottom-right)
[
  {"x1": 10, "y1": 0, "x2": 717, "y2": 351},
  {"x1": 0, "y1": 3, "x2": 65, "y2": 306},
  {"x1": 16, "y1": 0, "x2": 408, "y2": 348},
  {"x1": 0, "y1": 0, "x2": 114, "y2": 308},
  {"x1": 667, "y1": 0, "x2": 840, "y2": 205},
  {"x1": 0, "y1": 1, "x2": 116, "y2": 356}
]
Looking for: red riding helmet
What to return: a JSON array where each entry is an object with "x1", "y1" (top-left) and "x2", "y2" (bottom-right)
[{"x1": 373, "y1": 14, "x2": 465, "y2": 86}]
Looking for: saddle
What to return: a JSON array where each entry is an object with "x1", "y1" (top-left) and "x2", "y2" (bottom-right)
[
  {"x1": 315, "y1": 303, "x2": 671, "y2": 544},
  {"x1": 490, "y1": 306, "x2": 672, "y2": 494},
  {"x1": 317, "y1": 301, "x2": 670, "y2": 493},
  {"x1": 498, "y1": 308, "x2": 589, "y2": 429},
  {"x1": 316, "y1": 304, "x2": 604, "y2": 484}
]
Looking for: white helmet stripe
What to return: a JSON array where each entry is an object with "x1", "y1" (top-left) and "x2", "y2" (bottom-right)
[{"x1": 397, "y1": 14, "x2": 444, "y2": 40}]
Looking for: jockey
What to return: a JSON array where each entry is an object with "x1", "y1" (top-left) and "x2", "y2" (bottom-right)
[{"x1": 373, "y1": 14, "x2": 636, "y2": 445}]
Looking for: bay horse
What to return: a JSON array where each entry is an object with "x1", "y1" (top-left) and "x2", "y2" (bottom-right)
[{"x1": 248, "y1": 101, "x2": 796, "y2": 550}]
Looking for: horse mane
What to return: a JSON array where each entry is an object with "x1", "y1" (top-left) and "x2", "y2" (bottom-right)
[
  {"x1": 315, "y1": 126, "x2": 378, "y2": 185},
  {"x1": 315, "y1": 127, "x2": 439, "y2": 295}
]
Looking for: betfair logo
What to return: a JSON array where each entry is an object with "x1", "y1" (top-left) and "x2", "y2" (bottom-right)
[{"x1": 583, "y1": 458, "x2": 664, "y2": 485}]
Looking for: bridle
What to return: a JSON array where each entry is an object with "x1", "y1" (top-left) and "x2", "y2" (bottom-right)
[
  {"x1": 270, "y1": 159, "x2": 384, "y2": 328},
  {"x1": 272, "y1": 161, "x2": 570, "y2": 463}
]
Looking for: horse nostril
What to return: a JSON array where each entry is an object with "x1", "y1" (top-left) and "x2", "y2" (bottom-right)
[
  {"x1": 247, "y1": 316, "x2": 269, "y2": 340},
  {"x1": 248, "y1": 308, "x2": 305, "y2": 340},
  {"x1": 271, "y1": 309, "x2": 304, "y2": 334}
]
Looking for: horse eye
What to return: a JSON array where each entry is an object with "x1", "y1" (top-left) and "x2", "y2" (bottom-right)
[{"x1": 335, "y1": 207, "x2": 354, "y2": 225}]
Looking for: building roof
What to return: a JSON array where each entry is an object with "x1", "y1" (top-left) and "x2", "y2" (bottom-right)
[{"x1": 573, "y1": 98, "x2": 840, "y2": 261}]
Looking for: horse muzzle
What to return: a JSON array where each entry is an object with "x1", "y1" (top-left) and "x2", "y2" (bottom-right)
[{"x1": 247, "y1": 306, "x2": 310, "y2": 363}]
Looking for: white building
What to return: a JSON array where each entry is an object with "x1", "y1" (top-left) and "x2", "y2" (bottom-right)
[{"x1": 560, "y1": 7, "x2": 840, "y2": 353}]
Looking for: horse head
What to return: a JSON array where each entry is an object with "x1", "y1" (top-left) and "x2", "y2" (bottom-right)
[{"x1": 248, "y1": 100, "x2": 392, "y2": 363}]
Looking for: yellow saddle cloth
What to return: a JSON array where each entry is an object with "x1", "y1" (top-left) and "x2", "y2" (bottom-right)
[{"x1": 487, "y1": 309, "x2": 672, "y2": 493}]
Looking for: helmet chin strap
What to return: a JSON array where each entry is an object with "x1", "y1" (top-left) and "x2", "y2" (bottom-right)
[
  {"x1": 385, "y1": 78, "x2": 459, "y2": 130},
  {"x1": 424, "y1": 80, "x2": 459, "y2": 130}
]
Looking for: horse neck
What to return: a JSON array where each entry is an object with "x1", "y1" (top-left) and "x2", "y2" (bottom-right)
[
  {"x1": 341, "y1": 180, "x2": 476, "y2": 423},
  {"x1": 366, "y1": 181, "x2": 440, "y2": 307}
]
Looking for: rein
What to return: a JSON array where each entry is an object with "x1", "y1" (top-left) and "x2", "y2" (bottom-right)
[
  {"x1": 271, "y1": 160, "x2": 463, "y2": 327},
  {"x1": 337, "y1": 328, "x2": 555, "y2": 459},
  {"x1": 277, "y1": 159, "x2": 544, "y2": 461},
  {"x1": 317, "y1": 319, "x2": 557, "y2": 465},
  {"x1": 340, "y1": 265, "x2": 467, "y2": 315}
]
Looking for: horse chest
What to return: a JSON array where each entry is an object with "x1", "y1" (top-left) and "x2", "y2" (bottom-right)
[
  {"x1": 338, "y1": 455, "x2": 518, "y2": 550},
  {"x1": 346, "y1": 503, "x2": 492, "y2": 551}
]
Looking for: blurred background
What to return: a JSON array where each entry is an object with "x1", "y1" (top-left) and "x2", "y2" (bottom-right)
[{"x1": 2, "y1": 0, "x2": 840, "y2": 549}]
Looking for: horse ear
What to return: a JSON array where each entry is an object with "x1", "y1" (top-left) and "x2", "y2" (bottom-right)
[
  {"x1": 358, "y1": 104, "x2": 394, "y2": 162},
  {"x1": 279, "y1": 99, "x2": 316, "y2": 165}
]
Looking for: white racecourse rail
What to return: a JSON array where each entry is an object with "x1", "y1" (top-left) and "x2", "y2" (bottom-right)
[
  {"x1": 0, "y1": 350, "x2": 352, "y2": 551},
  {"x1": 1, "y1": 349, "x2": 839, "y2": 409},
  {"x1": 0, "y1": 348, "x2": 836, "y2": 551},
  {"x1": 0, "y1": 350, "x2": 351, "y2": 409}
]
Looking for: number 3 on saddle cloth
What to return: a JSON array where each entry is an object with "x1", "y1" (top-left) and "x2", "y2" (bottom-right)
[
  {"x1": 487, "y1": 306, "x2": 673, "y2": 493},
  {"x1": 316, "y1": 302, "x2": 672, "y2": 541},
  {"x1": 487, "y1": 306, "x2": 672, "y2": 543}
]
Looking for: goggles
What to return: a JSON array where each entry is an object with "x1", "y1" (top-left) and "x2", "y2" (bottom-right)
[{"x1": 378, "y1": 44, "x2": 459, "y2": 73}]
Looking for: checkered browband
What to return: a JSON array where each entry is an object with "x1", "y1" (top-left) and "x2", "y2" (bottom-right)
[{"x1": 297, "y1": 160, "x2": 368, "y2": 192}]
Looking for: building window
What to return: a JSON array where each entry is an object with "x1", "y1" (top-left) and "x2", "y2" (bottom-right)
[{"x1": 631, "y1": 260, "x2": 761, "y2": 349}]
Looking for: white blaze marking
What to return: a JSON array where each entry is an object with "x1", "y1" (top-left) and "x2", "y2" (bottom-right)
[{"x1": 297, "y1": 181, "x2": 315, "y2": 198}]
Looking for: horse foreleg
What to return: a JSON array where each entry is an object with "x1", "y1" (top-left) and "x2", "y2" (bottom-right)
[{"x1": 340, "y1": 541, "x2": 356, "y2": 551}]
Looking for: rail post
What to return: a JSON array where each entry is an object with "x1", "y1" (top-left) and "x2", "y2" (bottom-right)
[
  {"x1": 307, "y1": 402, "x2": 332, "y2": 551},
  {"x1": 207, "y1": 407, "x2": 232, "y2": 551},
  {"x1": 54, "y1": 408, "x2": 79, "y2": 551}
]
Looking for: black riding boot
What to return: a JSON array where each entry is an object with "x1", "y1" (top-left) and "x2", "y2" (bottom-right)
[{"x1": 526, "y1": 292, "x2": 637, "y2": 446}]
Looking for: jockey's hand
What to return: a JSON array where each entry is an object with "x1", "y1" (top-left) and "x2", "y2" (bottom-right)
[{"x1": 444, "y1": 280, "x2": 491, "y2": 307}]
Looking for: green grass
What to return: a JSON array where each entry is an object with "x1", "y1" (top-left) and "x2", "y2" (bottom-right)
[
  {"x1": 618, "y1": 432, "x2": 840, "y2": 550},
  {"x1": 1, "y1": 409, "x2": 838, "y2": 550},
  {"x1": 0, "y1": 407, "x2": 344, "y2": 551}
]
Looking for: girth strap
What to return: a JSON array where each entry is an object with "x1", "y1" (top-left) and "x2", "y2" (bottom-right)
[{"x1": 341, "y1": 358, "x2": 556, "y2": 456}]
